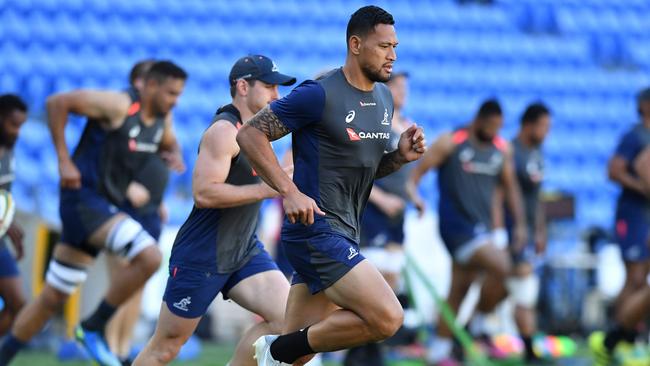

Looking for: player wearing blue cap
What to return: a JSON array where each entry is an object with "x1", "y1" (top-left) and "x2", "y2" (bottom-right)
[{"x1": 134, "y1": 55, "x2": 297, "y2": 366}]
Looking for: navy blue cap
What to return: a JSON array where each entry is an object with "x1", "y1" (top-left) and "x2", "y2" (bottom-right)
[{"x1": 229, "y1": 55, "x2": 296, "y2": 86}]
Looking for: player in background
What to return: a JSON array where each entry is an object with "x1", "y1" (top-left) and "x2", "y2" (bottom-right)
[
  {"x1": 0, "y1": 61, "x2": 187, "y2": 366},
  {"x1": 133, "y1": 55, "x2": 297, "y2": 366},
  {"x1": 408, "y1": 100, "x2": 526, "y2": 366},
  {"x1": 0, "y1": 95, "x2": 28, "y2": 337},
  {"x1": 590, "y1": 88, "x2": 650, "y2": 366},
  {"x1": 105, "y1": 59, "x2": 184, "y2": 365},
  {"x1": 488, "y1": 103, "x2": 550, "y2": 362}
]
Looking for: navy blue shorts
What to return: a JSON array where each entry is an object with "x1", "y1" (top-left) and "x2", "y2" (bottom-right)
[
  {"x1": 285, "y1": 231, "x2": 365, "y2": 294},
  {"x1": 439, "y1": 216, "x2": 492, "y2": 264},
  {"x1": 360, "y1": 203, "x2": 405, "y2": 248},
  {"x1": 615, "y1": 200, "x2": 650, "y2": 262},
  {"x1": 121, "y1": 206, "x2": 162, "y2": 241},
  {"x1": 163, "y1": 241, "x2": 279, "y2": 318},
  {"x1": 59, "y1": 187, "x2": 119, "y2": 257},
  {"x1": 0, "y1": 244, "x2": 19, "y2": 278}
]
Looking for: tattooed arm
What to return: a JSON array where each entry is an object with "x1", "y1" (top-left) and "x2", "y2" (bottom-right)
[
  {"x1": 375, "y1": 124, "x2": 427, "y2": 179},
  {"x1": 375, "y1": 150, "x2": 407, "y2": 179},
  {"x1": 237, "y1": 105, "x2": 325, "y2": 225},
  {"x1": 236, "y1": 105, "x2": 293, "y2": 194}
]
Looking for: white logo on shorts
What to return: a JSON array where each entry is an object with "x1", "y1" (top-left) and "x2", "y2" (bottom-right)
[
  {"x1": 348, "y1": 247, "x2": 359, "y2": 260},
  {"x1": 173, "y1": 296, "x2": 191, "y2": 312}
]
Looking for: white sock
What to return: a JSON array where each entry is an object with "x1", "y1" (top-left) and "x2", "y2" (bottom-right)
[{"x1": 427, "y1": 336, "x2": 453, "y2": 362}]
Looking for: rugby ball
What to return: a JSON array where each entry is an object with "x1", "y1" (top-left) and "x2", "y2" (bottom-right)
[{"x1": 0, "y1": 189, "x2": 15, "y2": 238}]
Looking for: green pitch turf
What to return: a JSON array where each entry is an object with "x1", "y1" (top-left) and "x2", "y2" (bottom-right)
[{"x1": 9, "y1": 341, "x2": 595, "y2": 366}]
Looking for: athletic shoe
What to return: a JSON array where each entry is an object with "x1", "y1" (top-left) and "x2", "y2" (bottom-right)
[
  {"x1": 614, "y1": 342, "x2": 650, "y2": 366},
  {"x1": 74, "y1": 325, "x2": 121, "y2": 366},
  {"x1": 589, "y1": 331, "x2": 612, "y2": 366},
  {"x1": 253, "y1": 335, "x2": 290, "y2": 366}
]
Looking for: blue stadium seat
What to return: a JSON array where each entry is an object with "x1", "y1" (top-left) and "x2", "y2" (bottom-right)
[{"x1": 6, "y1": 0, "x2": 648, "y2": 228}]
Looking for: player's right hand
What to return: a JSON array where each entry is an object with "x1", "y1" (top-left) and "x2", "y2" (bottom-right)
[
  {"x1": 283, "y1": 189, "x2": 325, "y2": 225},
  {"x1": 259, "y1": 165, "x2": 294, "y2": 199},
  {"x1": 59, "y1": 158, "x2": 82, "y2": 189},
  {"x1": 126, "y1": 181, "x2": 151, "y2": 208}
]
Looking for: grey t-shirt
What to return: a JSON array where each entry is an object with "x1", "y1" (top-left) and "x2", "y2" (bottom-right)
[
  {"x1": 271, "y1": 68, "x2": 394, "y2": 243},
  {"x1": 438, "y1": 128, "x2": 506, "y2": 229},
  {"x1": 511, "y1": 137, "x2": 543, "y2": 230},
  {"x1": 170, "y1": 104, "x2": 262, "y2": 273}
]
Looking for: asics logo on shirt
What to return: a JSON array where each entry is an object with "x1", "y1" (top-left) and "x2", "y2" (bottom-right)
[
  {"x1": 128, "y1": 125, "x2": 141, "y2": 138},
  {"x1": 345, "y1": 110, "x2": 356, "y2": 123}
]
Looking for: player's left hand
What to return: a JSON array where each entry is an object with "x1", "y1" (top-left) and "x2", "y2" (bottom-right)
[
  {"x1": 6, "y1": 223, "x2": 24, "y2": 261},
  {"x1": 397, "y1": 124, "x2": 426, "y2": 163},
  {"x1": 161, "y1": 149, "x2": 186, "y2": 173}
]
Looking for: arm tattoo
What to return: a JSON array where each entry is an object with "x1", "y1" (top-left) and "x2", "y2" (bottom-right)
[
  {"x1": 375, "y1": 150, "x2": 404, "y2": 179},
  {"x1": 245, "y1": 105, "x2": 290, "y2": 141}
]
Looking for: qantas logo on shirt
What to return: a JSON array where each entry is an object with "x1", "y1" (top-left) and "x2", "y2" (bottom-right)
[
  {"x1": 346, "y1": 128, "x2": 390, "y2": 141},
  {"x1": 359, "y1": 101, "x2": 376, "y2": 107},
  {"x1": 346, "y1": 128, "x2": 361, "y2": 141},
  {"x1": 459, "y1": 147, "x2": 503, "y2": 176},
  {"x1": 128, "y1": 139, "x2": 159, "y2": 152}
]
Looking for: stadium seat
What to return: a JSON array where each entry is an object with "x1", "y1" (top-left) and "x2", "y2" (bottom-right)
[{"x1": 5, "y1": 0, "x2": 647, "y2": 229}]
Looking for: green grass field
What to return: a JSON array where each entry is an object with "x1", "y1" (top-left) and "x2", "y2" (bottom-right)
[{"x1": 8, "y1": 342, "x2": 597, "y2": 366}]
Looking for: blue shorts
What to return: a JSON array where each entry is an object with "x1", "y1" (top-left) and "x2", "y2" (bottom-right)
[
  {"x1": 59, "y1": 187, "x2": 119, "y2": 257},
  {"x1": 0, "y1": 244, "x2": 19, "y2": 278},
  {"x1": 163, "y1": 242, "x2": 279, "y2": 318},
  {"x1": 615, "y1": 200, "x2": 650, "y2": 262},
  {"x1": 360, "y1": 203, "x2": 404, "y2": 248},
  {"x1": 439, "y1": 215, "x2": 492, "y2": 264},
  {"x1": 121, "y1": 206, "x2": 162, "y2": 241},
  {"x1": 285, "y1": 231, "x2": 365, "y2": 294}
]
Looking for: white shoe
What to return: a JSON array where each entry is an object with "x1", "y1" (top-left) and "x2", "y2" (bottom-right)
[
  {"x1": 253, "y1": 335, "x2": 289, "y2": 366},
  {"x1": 304, "y1": 353, "x2": 322, "y2": 366}
]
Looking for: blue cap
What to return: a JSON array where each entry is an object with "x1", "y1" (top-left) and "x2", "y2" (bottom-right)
[{"x1": 229, "y1": 55, "x2": 296, "y2": 86}]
